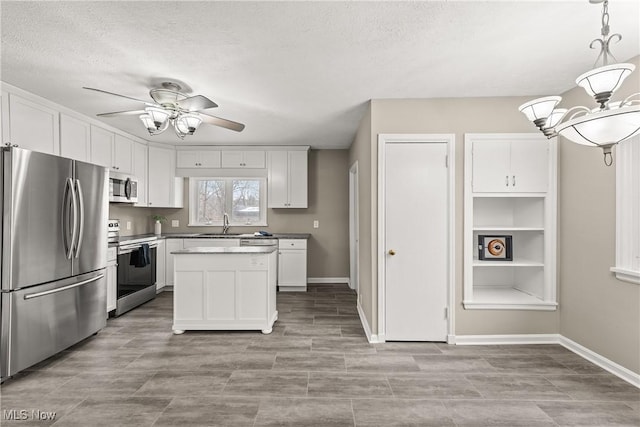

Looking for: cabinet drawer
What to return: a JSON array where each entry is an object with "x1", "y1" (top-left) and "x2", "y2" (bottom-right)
[{"x1": 278, "y1": 239, "x2": 307, "y2": 250}]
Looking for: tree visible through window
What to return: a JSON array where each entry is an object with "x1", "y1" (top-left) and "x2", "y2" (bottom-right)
[{"x1": 190, "y1": 178, "x2": 266, "y2": 226}]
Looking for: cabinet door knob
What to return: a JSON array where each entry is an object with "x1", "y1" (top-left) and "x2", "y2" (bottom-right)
[{"x1": 388, "y1": 249, "x2": 396, "y2": 256}]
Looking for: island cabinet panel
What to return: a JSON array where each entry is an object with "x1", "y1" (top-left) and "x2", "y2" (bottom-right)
[{"x1": 172, "y1": 250, "x2": 277, "y2": 334}]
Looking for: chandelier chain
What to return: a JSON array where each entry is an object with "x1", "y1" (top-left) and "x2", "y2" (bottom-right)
[{"x1": 591, "y1": 0, "x2": 621, "y2": 67}]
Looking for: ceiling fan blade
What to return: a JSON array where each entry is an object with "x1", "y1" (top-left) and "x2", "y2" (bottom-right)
[
  {"x1": 200, "y1": 113, "x2": 245, "y2": 132},
  {"x1": 83, "y1": 87, "x2": 152, "y2": 105},
  {"x1": 178, "y1": 95, "x2": 218, "y2": 111},
  {"x1": 97, "y1": 109, "x2": 146, "y2": 117}
]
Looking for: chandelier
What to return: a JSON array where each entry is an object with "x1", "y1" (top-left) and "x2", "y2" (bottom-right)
[
  {"x1": 519, "y1": 0, "x2": 640, "y2": 166},
  {"x1": 139, "y1": 107, "x2": 202, "y2": 139}
]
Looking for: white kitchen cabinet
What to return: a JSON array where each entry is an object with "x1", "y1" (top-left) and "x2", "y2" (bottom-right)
[
  {"x1": 148, "y1": 145, "x2": 183, "y2": 208},
  {"x1": 471, "y1": 134, "x2": 548, "y2": 193},
  {"x1": 176, "y1": 150, "x2": 221, "y2": 168},
  {"x1": 172, "y1": 250, "x2": 278, "y2": 334},
  {"x1": 155, "y1": 239, "x2": 166, "y2": 291},
  {"x1": 90, "y1": 127, "x2": 133, "y2": 173},
  {"x1": 183, "y1": 238, "x2": 241, "y2": 248},
  {"x1": 277, "y1": 239, "x2": 307, "y2": 291},
  {"x1": 7, "y1": 93, "x2": 59, "y2": 155},
  {"x1": 113, "y1": 134, "x2": 133, "y2": 174},
  {"x1": 132, "y1": 142, "x2": 148, "y2": 206},
  {"x1": 106, "y1": 246, "x2": 117, "y2": 314},
  {"x1": 268, "y1": 150, "x2": 308, "y2": 208},
  {"x1": 164, "y1": 238, "x2": 184, "y2": 288},
  {"x1": 464, "y1": 134, "x2": 557, "y2": 310},
  {"x1": 60, "y1": 114, "x2": 91, "y2": 162},
  {"x1": 90, "y1": 126, "x2": 114, "y2": 169},
  {"x1": 221, "y1": 150, "x2": 265, "y2": 168}
]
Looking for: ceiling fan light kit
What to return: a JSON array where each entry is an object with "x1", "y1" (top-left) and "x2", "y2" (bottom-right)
[
  {"x1": 518, "y1": 0, "x2": 640, "y2": 166},
  {"x1": 84, "y1": 81, "x2": 244, "y2": 140}
]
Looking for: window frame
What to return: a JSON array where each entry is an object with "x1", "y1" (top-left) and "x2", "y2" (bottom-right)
[
  {"x1": 611, "y1": 136, "x2": 640, "y2": 284},
  {"x1": 188, "y1": 177, "x2": 268, "y2": 227}
]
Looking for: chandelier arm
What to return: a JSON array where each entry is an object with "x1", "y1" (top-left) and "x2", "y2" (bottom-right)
[
  {"x1": 621, "y1": 93, "x2": 640, "y2": 107},
  {"x1": 556, "y1": 106, "x2": 592, "y2": 125}
]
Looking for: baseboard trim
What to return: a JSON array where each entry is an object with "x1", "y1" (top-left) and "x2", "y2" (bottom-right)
[
  {"x1": 307, "y1": 277, "x2": 350, "y2": 285},
  {"x1": 559, "y1": 336, "x2": 640, "y2": 389},
  {"x1": 452, "y1": 333, "x2": 639, "y2": 388},
  {"x1": 356, "y1": 300, "x2": 383, "y2": 343},
  {"x1": 454, "y1": 334, "x2": 561, "y2": 345}
]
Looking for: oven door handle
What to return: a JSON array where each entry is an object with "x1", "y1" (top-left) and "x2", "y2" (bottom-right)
[
  {"x1": 118, "y1": 243, "x2": 159, "y2": 255},
  {"x1": 24, "y1": 274, "x2": 105, "y2": 300}
]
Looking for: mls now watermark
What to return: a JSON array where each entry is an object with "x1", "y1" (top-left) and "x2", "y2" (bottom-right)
[{"x1": 3, "y1": 409, "x2": 57, "y2": 421}]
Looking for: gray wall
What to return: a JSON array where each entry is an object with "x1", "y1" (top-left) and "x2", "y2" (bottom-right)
[
  {"x1": 349, "y1": 97, "x2": 560, "y2": 338},
  {"x1": 110, "y1": 149, "x2": 350, "y2": 278},
  {"x1": 558, "y1": 56, "x2": 640, "y2": 374}
]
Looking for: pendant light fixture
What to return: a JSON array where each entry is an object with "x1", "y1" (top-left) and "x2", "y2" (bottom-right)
[{"x1": 519, "y1": 0, "x2": 640, "y2": 166}]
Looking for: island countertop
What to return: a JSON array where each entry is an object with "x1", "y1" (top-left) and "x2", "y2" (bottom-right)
[{"x1": 172, "y1": 246, "x2": 277, "y2": 255}]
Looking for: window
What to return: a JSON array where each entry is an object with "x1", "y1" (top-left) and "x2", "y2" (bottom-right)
[
  {"x1": 611, "y1": 137, "x2": 640, "y2": 284},
  {"x1": 189, "y1": 177, "x2": 267, "y2": 226}
]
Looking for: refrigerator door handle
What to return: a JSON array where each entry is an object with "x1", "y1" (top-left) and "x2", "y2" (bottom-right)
[
  {"x1": 74, "y1": 179, "x2": 85, "y2": 258},
  {"x1": 23, "y1": 274, "x2": 105, "y2": 300},
  {"x1": 62, "y1": 177, "x2": 77, "y2": 259}
]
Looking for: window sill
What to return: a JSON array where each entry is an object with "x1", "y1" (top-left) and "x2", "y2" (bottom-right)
[{"x1": 610, "y1": 267, "x2": 640, "y2": 285}]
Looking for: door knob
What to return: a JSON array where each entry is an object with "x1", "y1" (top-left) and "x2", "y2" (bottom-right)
[{"x1": 388, "y1": 249, "x2": 396, "y2": 256}]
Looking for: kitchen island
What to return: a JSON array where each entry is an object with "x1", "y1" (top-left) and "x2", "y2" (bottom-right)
[{"x1": 171, "y1": 246, "x2": 278, "y2": 334}]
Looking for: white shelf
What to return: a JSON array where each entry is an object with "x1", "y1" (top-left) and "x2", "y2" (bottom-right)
[
  {"x1": 472, "y1": 260, "x2": 544, "y2": 267},
  {"x1": 463, "y1": 287, "x2": 557, "y2": 311},
  {"x1": 473, "y1": 227, "x2": 544, "y2": 232}
]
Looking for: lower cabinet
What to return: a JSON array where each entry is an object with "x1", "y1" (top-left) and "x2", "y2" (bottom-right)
[
  {"x1": 106, "y1": 246, "x2": 117, "y2": 314},
  {"x1": 155, "y1": 239, "x2": 166, "y2": 291},
  {"x1": 278, "y1": 239, "x2": 307, "y2": 291},
  {"x1": 165, "y1": 239, "x2": 184, "y2": 288}
]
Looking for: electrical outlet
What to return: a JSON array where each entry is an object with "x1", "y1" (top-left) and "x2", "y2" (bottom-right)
[
  {"x1": 313, "y1": 220, "x2": 319, "y2": 229},
  {"x1": 126, "y1": 221, "x2": 132, "y2": 230},
  {"x1": 171, "y1": 220, "x2": 179, "y2": 228}
]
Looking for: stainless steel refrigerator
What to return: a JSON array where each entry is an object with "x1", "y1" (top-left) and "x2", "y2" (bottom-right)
[{"x1": 1, "y1": 146, "x2": 108, "y2": 381}]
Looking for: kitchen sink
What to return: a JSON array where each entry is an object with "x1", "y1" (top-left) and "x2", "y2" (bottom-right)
[{"x1": 198, "y1": 233, "x2": 257, "y2": 237}]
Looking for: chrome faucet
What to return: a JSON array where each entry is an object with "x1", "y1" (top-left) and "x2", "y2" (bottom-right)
[{"x1": 222, "y1": 213, "x2": 230, "y2": 234}]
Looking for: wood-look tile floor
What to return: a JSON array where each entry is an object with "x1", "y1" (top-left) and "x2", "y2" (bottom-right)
[{"x1": 1, "y1": 284, "x2": 638, "y2": 426}]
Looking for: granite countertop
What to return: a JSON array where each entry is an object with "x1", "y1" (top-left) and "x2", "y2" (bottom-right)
[{"x1": 172, "y1": 246, "x2": 277, "y2": 255}]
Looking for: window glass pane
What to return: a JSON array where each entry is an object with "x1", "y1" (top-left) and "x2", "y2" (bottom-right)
[
  {"x1": 231, "y1": 179, "x2": 261, "y2": 224},
  {"x1": 196, "y1": 180, "x2": 225, "y2": 224}
]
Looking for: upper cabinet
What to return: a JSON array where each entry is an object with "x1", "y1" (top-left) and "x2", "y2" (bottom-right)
[
  {"x1": 221, "y1": 150, "x2": 265, "y2": 168},
  {"x1": 90, "y1": 127, "x2": 133, "y2": 173},
  {"x1": 148, "y1": 145, "x2": 183, "y2": 208},
  {"x1": 176, "y1": 150, "x2": 221, "y2": 168},
  {"x1": 132, "y1": 142, "x2": 148, "y2": 207},
  {"x1": 268, "y1": 150, "x2": 308, "y2": 208},
  {"x1": 6, "y1": 93, "x2": 60, "y2": 155},
  {"x1": 471, "y1": 134, "x2": 549, "y2": 193},
  {"x1": 60, "y1": 114, "x2": 91, "y2": 162}
]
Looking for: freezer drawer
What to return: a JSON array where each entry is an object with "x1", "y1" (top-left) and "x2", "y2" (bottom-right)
[{"x1": 0, "y1": 270, "x2": 107, "y2": 381}]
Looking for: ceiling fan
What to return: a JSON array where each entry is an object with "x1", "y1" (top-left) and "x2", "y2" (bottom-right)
[{"x1": 83, "y1": 82, "x2": 245, "y2": 139}]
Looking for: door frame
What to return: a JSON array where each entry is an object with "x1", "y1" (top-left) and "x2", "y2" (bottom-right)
[
  {"x1": 377, "y1": 134, "x2": 456, "y2": 343},
  {"x1": 349, "y1": 161, "x2": 360, "y2": 293}
]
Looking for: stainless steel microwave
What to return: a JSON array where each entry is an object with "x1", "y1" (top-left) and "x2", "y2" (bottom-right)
[{"x1": 109, "y1": 172, "x2": 138, "y2": 203}]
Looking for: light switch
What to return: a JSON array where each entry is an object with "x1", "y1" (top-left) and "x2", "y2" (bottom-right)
[
  {"x1": 126, "y1": 221, "x2": 132, "y2": 230},
  {"x1": 171, "y1": 220, "x2": 179, "y2": 227},
  {"x1": 313, "y1": 220, "x2": 319, "y2": 229}
]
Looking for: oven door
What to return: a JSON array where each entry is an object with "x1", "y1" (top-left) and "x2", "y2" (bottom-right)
[{"x1": 115, "y1": 244, "x2": 157, "y2": 316}]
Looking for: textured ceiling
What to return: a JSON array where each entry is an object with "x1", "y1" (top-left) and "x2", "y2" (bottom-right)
[{"x1": 1, "y1": 1, "x2": 639, "y2": 149}]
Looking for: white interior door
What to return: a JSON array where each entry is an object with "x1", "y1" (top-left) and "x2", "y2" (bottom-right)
[{"x1": 385, "y1": 142, "x2": 448, "y2": 341}]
